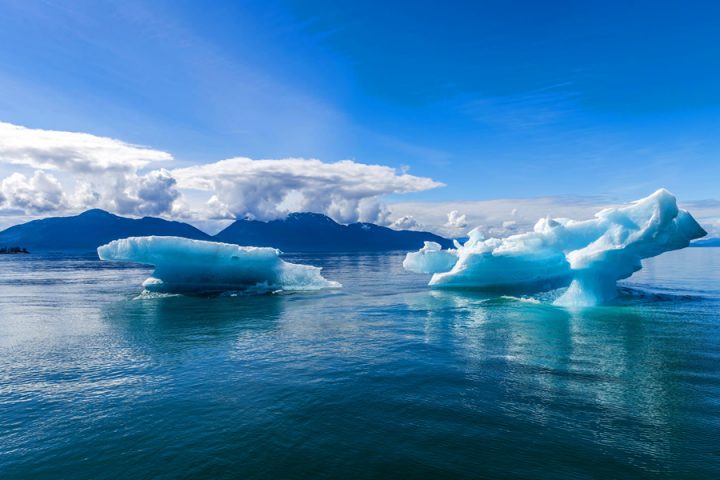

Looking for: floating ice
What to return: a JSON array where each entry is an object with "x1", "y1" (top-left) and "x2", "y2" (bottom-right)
[
  {"x1": 403, "y1": 189, "x2": 706, "y2": 306},
  {"x1": 402, "y1": 241, "x2": 459, "y2": 274},
  {"x1": 98, "y1": 236, "x2": 341, "y2": 294}
]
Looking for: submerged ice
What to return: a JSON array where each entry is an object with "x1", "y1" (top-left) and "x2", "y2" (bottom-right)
[
  {"x1": 403, "y1": 189, "x2": 706, "y2": 306},
  {"x1": 98, "y1": 236, "x2": 340, "y2": 294}
]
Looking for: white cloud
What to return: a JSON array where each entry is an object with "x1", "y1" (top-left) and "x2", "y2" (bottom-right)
[
  {"x1": 110, "y1": 168, "x2": 180, "y2": 217},
  {"x1": 471, "y1": 219, "x2": 519, "y2": 239},
  {"x1": 390, "y1": 195, "x2": 720, "y2": 239},
  {"x1": 64, "y1": 168, "x2": 180, "y2": 218},
  {"x1": 0, "y1": 121, "x2": 172, "y2": 172},
  {"x1": 354, "y1": 197, "x2": 393, "y2": 225},
  {"x1": 0, "y1": 170, "x2": 67, "y2": 213},
  {"x1": 0, "y1": 122, "x2": 179, "y2": 217},
  {"x1": 2, "y1": 122, "x2": 718, "y2": 240},
  {"x1": 0, "y1": 123, "x2": 444, "y2": 228},
  {"x1": 445, "y1": 210, "x2": 467, "y2": 229},
  {"x1": 172, "y1": 157, "x2": 443, "y2": 223},
  {"x1": 390, "y1": 197, "x2": 614, "y2": 238},
  {"x1": 391, "y1": 215, "x2": 420, "y2": 230}
]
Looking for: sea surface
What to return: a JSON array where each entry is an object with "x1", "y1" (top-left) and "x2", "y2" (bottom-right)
[{"x1": 1, "y1": 248, "x2": 719, "y2": 479}]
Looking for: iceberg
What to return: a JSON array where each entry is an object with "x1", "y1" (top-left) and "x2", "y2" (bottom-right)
[
  {"x1": 402, "y1": 241, "x2": 459, "y2": 274},
  {"x1": 98, "y1": 236, "x2": 341, "y2": 294},
  {"x1": 403, "y1": 189, "x2": 706, "y2": 306}
]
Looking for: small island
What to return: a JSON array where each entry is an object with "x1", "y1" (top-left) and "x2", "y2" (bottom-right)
[{"x1": 0, "y1": 247, "x2": 29, "y2": 254}]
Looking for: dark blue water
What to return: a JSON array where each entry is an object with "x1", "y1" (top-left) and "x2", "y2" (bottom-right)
[{"x1": 1, "y1": 248, "x2": 719, "y2": 479}]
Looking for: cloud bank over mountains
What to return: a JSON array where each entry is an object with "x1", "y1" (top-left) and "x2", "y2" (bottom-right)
[
  {"x1": 171, "y1": 157, "x2": 442, "y2": 224},
  {"x1": 1, "y1": 121, "x2": 718, "y2": 238},
  {"x1": 0, "y1": 122, "x2": 442, "y2": 227}
]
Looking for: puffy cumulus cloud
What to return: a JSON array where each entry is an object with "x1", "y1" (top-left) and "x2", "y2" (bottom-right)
[
  {"x1": 0, "y1": 121, "x2": 172, "y2": 172},
  {"x1": 445, "y1": 210, "x2": 467, "y2": 229},
  {"x1": 65, "y1": 168, "x2": 180, "y2": 217},
  {"x1": 0, "y1": 123, "x2": 445, "y2": 227},
  {"x1": 353, "y1": 197, "x2": 393, "y2": 225},
  {"x1": 172, "y1": 157, "x2": 442, "y2": 223},
  {"x1": 0, "y1": 170, "x2": 67, "y2": 214},
  {"x1": 110, "y1": 168, "x2": 180, "y2": 217},
  {"x1": 136, "y1": 169, "x2": 179, "y2": 212},
  {"x1": 0, "y1": 122, "x2": 179, "y2": 218},
  {"x1": 390, "y1": 196, "x2": 615, "y2": 238},
  {"x1": 468, "y1": 220, "x2": 521, "y2": 240},
  {"x1": 391, "y1": 215, "x2": 420, "y2": 230}
]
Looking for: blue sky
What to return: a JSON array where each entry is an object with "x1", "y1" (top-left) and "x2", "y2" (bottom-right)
[{"x1": 0, "y1": 0, "x2": 718, "y2": 233}]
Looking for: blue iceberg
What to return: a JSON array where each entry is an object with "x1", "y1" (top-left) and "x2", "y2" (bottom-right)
[
  {"x1": 403, "y1": 189, "x2": 706, "y2": 306},
  {"x1": 98, "y1": 236, "x2": 341, "y2": 294}
]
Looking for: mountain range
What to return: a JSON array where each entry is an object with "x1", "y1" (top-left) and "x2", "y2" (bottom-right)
[
  {"x1": 215, "y1": 212, "x2": 452, "y2": 251},
  {"x1": 0, "y1": 209, "x2": 452, "y2": 253}
]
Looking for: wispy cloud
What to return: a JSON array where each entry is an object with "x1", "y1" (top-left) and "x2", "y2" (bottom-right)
[{"x1": 456, "y1": 84, "x2": 580, "y2": 129}]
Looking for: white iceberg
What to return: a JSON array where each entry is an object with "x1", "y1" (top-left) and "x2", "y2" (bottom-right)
[
  {"x1": 402, "y1": 241, "x2": 459, "y2": 274},
  {"x1": 403, "y1": 189, "x2": 706, "y2": 306},
  {"x1": 98, "y1": 236, "x2": 341, "y2": 294}
]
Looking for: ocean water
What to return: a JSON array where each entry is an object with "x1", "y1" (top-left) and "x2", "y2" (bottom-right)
[{"x1": 1, "y1": 248, "x2": 719, "y2": 479}]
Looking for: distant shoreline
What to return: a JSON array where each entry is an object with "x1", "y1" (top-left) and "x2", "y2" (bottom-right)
[{"x1": 0, "y1": 247, "x2": 30, "y2": 254}]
